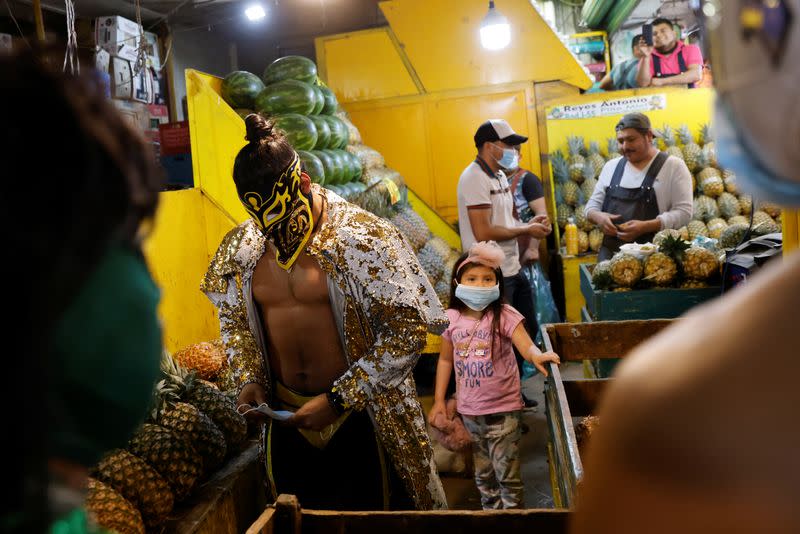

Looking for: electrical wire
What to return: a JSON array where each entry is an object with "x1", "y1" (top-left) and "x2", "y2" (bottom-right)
[
  {"x1": 63, "y1": 0, "x2": 79, "y2": 74},
  {"x1": 4, "y1": 0, "x2": 31, "y2": 48}
]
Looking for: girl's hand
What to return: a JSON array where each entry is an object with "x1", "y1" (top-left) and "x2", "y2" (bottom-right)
[
  {"x1": 531, "y1": 350, "x2": 561, "y2": 377},
  {"x1": 428, "y1": 400, "x2": 448, "y2": 427}
]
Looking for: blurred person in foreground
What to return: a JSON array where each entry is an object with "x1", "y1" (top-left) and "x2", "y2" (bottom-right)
[
  {"x1": 2, "y1": 48, "x2": 163, "y2": 532},
  {"x1": 572, "y1": 2, "x2": 800, "y2": 533}
]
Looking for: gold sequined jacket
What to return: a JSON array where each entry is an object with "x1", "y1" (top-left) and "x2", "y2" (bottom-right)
[{"x1": 201, "y1": 186, "x2": 449, "y2": 510}]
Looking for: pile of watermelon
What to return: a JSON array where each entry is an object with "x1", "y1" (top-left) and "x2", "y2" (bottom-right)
[{"x1": 220, "y1": 57, "x2": 365, "y2": 197}]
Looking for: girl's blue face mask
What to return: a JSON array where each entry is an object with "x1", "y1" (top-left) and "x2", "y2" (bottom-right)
[{"x1": 455, "y1": 283, "x2": 500, "y2": 311}]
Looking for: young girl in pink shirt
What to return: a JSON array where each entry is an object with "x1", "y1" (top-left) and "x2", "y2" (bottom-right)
[{"x1": 428, "y1": 241, "x2": 560, "y2": 509}]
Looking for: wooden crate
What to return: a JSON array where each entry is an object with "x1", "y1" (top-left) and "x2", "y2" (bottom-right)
[
  {"x1": 247, "y1": 495, "x2": 571, "y2": 534},
  {"x1": 579, "y1": 263, "x2": 721, "y2": 321},
  {"x1": 540, "y1": 320, "x2": 675, "y2": 508}
]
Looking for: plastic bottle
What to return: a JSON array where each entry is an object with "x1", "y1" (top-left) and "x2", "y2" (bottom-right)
[{"x1": 565, "y1": 217, "x2": 579, "y2": 256}]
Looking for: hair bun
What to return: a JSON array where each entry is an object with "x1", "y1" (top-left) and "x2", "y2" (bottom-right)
[{"x1": 244, "y1": 113, "x2": 274, "y2": 143}]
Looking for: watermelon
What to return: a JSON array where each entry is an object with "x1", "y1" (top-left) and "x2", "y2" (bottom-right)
[
  {"x1": 319, "y1": 86, "x2": 339, "y2": 115},
  {"x1": 350, "y1": 182, "x2": 367, "y2": 195},
  {"x1": 309, "y1": 115, "x2": 331, "y2": 150},
  {"x1": 310, "y1": 85, "x2": 325, "y2": 115},
  {"x1": 255, "y1": 80, "x2": 316, "y2": 116},
  {"x1": 272, "y1": 113, "x2": 318, "y2": 151},
  {"x1": 327, "y1": 184, "x2": 342, "y2": 197},
  {"x1": 312, "y1": 150, "x2": 337, "y2": 185},
  {"x1": 234, "y1": 108, "x2": 255, "y2": 119},
  {"x1": 263, "y1": 55, "x2": 318, "y2": 85},
  {"x1": 324, "y1": 116, "x2": 348, "y2": 150},
  {"x1": 221, "y1": 71, "x2": 265, "y2": 109},
  {"x1": 321, "y1": 149, "x2": 345, "y2": 184},
  {"x1": 298, "y1": 150, "x2": 325, "y2": 185},
  {"x1": 335, "y1": 149, "x2": 355, "y2": 183},
  {"x1": 345, "y1": 151, "x2": 363, "y2": 181}
]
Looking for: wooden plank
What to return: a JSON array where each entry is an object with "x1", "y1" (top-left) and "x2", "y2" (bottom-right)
[
  {"x1": 300, "y1": 509, "x2": 570, "y2": 534},
  {"x1": 544, "y1": 320, "x2": 673, "y2": 361},
  {"x1": 562, "y1": 379, "x2": 609, "y2": 417},
  {"x1": 246, "y1": 508, "x2": 276, "y2": 534},
  {"x1": 165, "y1": 442, "x2": 265, "y2": 534}
]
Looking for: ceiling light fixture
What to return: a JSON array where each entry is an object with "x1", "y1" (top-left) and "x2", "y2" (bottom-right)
[
  {"x1": 480, "y1": 1, "x2": 511, "y2": 50},
  {"x1": 245, "y1": 4, "x2": 266, "y2": 22}
]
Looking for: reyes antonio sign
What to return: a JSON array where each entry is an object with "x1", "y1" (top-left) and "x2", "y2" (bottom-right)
[{"x1": 547, "y1": 94, "x2": 667, "y2": 120}]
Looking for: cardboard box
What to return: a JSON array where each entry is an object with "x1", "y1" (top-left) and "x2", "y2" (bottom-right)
[
  {"x1": 132, "y1": 65, "x2": 153, "y2": 104},
  {"x1": 109, "y1": 56, "x2": 134, "y2": 100},
  {"x1": 158, "y1": 122, "x2": 191, "y2": 156},
  {"x1": 111, "y1": 100, "x2": 150, "y2": 132},
  {"x1": 95, "y1": 48, "x2": 110, "y2": 73},
  {"x1": 95, "y1": 15, "x2": 140, "y2": 62},
  {"x1": 143, "y1": 31, "x2": 161, "y2": 71}
]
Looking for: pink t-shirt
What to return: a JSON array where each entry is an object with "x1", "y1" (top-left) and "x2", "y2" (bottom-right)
[
  {"x1": 442, "y1": 305, "x2": 525, "y2": 416},
  {"x1": 648, "y1": 41, "x2": 703, "y2": 76}
]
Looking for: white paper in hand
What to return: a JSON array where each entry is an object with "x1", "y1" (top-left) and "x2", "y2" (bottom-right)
[{"x1": 237, "y1": 403, "x2": 294, "y2": 421}]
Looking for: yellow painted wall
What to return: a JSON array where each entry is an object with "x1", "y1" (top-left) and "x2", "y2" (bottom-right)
[
  {"x1": 316, "y1": 28, "x2": 420, "y2": 102},
  {"x1": 345, "y1": 83, "x2": 540, "y2": 225},
  {"x1": 379, "y1": 0, "x2": 591, "y2": 93},
  {"x1": 143, "y1": 189, "x2": 236, "y2": 353},
  {"x1": 784, "y1": 210, "x2": 800, "y2": 255}
]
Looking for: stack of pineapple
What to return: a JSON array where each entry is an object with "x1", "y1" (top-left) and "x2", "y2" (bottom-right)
[
  {"x1": 591, "y1": 230, "x2": 722, "y2": 292},
  {"x1": 552, "y1": 137, "x2": 606, "y2": 255},
  {"x1": 554, "y1": 124, "x2": 783, "y2": 260},
  {"x1": 86, "y1": 348, "x2": 248, "y2": 534}
]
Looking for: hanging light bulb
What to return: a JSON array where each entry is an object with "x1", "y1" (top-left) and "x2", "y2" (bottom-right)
[
  {"x1": 480, "y1": 1, "x2": 511, "y2": 50},
  {"x1": 245, "y1": 4, "x2": 266, "y2": 22}
]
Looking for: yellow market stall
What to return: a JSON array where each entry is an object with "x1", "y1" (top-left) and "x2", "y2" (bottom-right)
[{"x1": 543, "y1": 87, "x2": 715, "y2": 322}]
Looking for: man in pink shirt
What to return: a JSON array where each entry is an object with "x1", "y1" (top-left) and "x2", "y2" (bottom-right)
[{"x1": 636, "y1": 18, "x2": 704, "y2": 88}]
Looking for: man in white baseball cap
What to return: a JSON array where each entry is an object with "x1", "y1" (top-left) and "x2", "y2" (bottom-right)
[{"x1": 456, "y1": 119, "x2": 552, "y2": 409}]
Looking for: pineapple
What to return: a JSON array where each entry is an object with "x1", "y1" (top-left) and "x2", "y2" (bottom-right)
[
  {"x1": 758, "y1": 201, "x2": 782, "y2": 219},
  {"x1": 694, "y1": 195, "x2": 719, "y2": 222},
  {"x1": 700, "y1": 124, "x2": 717, "y2": 167},
  {"x1": 418, "y1": 240, "x2": 446, "y2": 283},
  {"x1": 717, "y1": 192, "x2": 742, "y2": 219},
  {"x1": 727, "y1": 215, "x2": 749, "y2": 226},
  {"x1": 698, "y1": 165, "x2": 724, "y2": 198},
  {"x1": 754, "y1": 221, "x2": 782, "y2": 236},
  {"x1": 574, "y1": 204, "x2": 592, "y2": 231},
  {"x1": 723, "y1": 169, "x2": 738, "y2": 194},
  {"x1": 613, "y1": 287, "x2": 632, "y2": 292},
  {"x1": 687, "y1": 220, "x2": 709, "y2": 240},
  {"x1": 557, "y1": 204, "x2": 573, "y2": 229},
  {"x1": 678, "y1": 125, "x2": 702, "y2": 172},
  {"x1": 644, "y1": 253, "x2": 678, "y2": 286},
  {"x1": 677, "y1": 226, "x2": 690, "y2": 241},
  {"x1": 173, "y1": 341, "x2": 227, "y2": 381},
  {"x1": 567, "y1": 136, "x2": 587, "y2": 183},
  {"x1": 658, "y1": 125, "x2": 685, "y2": 161},
  {"x1": 85, "y1": 478, "x2": 145, "y2": 534},
  {"x1": 682, "y1": 248, "x2": 719, "y2": 281},
  {"x1": 161, "y1": 354, "x2": 248, "y2": 449},
  {"x1": 578, "y1": 230, "x2": 589, "y2": 254},
  {"x1": 434, "y1": 278, "x2": 450, "y2": 308},
  {"x1": 606, "y1": 138, "x2": 622, "y2": 160},
  {"x1": 653, "y1": 229, "x2": 683, "y2": 248},
  {"x1": 681, "y1": 279, "x2": 709, "y2": 289},
  {"x1": 589, "y1": 227, "x2": 604, "y2": 252},
  {"x1": 587, "y1": 141, "x2": 606, "y2": 178},
  {"x1": 581, "y1": 176, "x2": 598, "y2": 202},
  {"x1": 390, "y1": 205, "x2": 430, "y2": 251},
  {"x1": 752, "y1": 210, "x2": 775, "y2": 227},
  {"x1": 562, "y1": 180, "x2": 581, "y2": 207},
  {"x1": 609, "y1": 253, "x2": 643, "y2": 288},
  {"x1": 93, "y1": 449, "x2": 174, "y2": 528},
  {"x1": 128, "y1": 424, "x2": 203, "y2": 501},
  {"x1": 706, "y1": 218, "x2": 729, "y2": 239},
  {"x1": 719, "y1": 223, "x2": 751, "y2": 249},
  {"x1": 739, "y1": 194, "x2": 753, "y2": 215},
  {"x1": 153, "y1": 385, "x2": 228, "y2": 475},
  {"x1": 656, "y1": 234, "x2": 691, "y2": 270},
  {"x1": 551, "y1": 150, "x2": 570, "y2": 184},
  {"x1": 591, "y1": 261, "x2": 613, "y2": 290}
]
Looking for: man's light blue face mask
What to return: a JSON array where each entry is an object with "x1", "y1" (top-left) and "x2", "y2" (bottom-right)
[
  {"x1": 493, "y1": 143, "x2": 519, "y2": 171},
  {"x1": 716, "y1": 101, "x2": 800, "y2": 206}
]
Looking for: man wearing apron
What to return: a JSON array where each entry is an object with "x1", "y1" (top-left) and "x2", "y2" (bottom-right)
[
  {"x1": 585, "y1": 113, "x2": 693, "y2": 261},
  {"x1": 636, "y1": 18, "x2": 704, "y2": 89}
]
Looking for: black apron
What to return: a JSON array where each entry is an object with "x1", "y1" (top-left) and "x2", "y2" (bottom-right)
[
  {"x1": 653, "y1": 49, "x2": 696, "y2": 88},
  {"x1": 598, "y1": 152, "x2": 667, "y2": 261}
]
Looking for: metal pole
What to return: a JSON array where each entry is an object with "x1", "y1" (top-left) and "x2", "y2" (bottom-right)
[{"x1": 32, "y1": 0, "x2": 45, "y2": 41}]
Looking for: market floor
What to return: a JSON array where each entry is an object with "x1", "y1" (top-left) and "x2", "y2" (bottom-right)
[{"x1": 435, "y1": 361, "x2": 585, "y2": 510}]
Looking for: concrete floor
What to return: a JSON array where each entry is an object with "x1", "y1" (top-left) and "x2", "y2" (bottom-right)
[{"x1": 436, "y1": 361, "x2": 586, "y2": 510}]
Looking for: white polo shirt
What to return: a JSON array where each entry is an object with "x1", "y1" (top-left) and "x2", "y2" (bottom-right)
[{"x1": 457, "y1": 160, "x2": 522, "y2": 277}]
